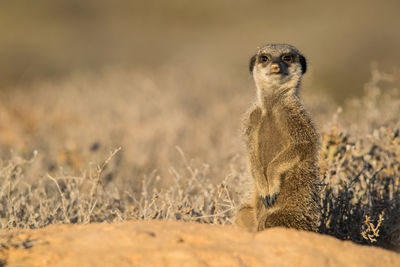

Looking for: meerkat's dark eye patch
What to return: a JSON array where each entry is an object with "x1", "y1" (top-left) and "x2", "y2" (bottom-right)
[
  {"x1": 281, "y1": 54, "x2": 294, "y2": 63},
  {"x1": 299, "y1": 54, "x2": 307, "y2": 74},
  {"x1": 249, "y1": 55, "x2": 257, "y2": 73},
  {"x1": 260, "y1": 54, "x2": 270, "y2": 62}
]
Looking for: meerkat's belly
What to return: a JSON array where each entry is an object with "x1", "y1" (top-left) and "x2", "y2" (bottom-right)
[{"x1": 257, "y1": 111, "x2": 288, "y2": 166}]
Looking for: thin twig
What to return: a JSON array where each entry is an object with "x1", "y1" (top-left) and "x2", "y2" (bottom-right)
[
  {"x1": 87, "y1": 147, "x2": 122, "y2": 223},
  {"x1": 47, "y1": 174, "x2": 70, "y2": 223},
  {"x1": 192, "y1": 207, "x2": 233, "y2": 219}
]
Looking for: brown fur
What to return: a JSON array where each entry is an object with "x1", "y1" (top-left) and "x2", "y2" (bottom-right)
[{"x1": 235, "y1": 44, "x2": 320, "y2": 232}]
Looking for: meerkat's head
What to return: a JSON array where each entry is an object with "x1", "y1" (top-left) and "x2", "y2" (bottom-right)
[{"x1": 249, "y1": 44, "x2": 307, "y2": 98}]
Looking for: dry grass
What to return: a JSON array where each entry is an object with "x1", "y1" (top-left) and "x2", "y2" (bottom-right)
[
  {"x1": 0, "y1": 146, "x2": 244, "y2": 228},
  {"x1": 0, "y1": 65, "x2": 399, "y2": 252}
]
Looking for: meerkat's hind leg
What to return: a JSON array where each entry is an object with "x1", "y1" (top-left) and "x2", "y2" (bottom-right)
[
  {"x1": 260, "y1": 209, "x2": 318, "y2": 232},
  {"x1": 235, "y1": 204, "x2": 257, "y2": 231}
]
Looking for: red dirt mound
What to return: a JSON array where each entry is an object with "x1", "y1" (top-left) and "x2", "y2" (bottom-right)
[{"x1": 1, "y1": 220, "x2": 399, "y2": 266}]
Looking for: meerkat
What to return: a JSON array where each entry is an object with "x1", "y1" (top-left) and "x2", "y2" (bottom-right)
[{"x1": 235, "y1": 44, "x2": 320, "y2": 232}]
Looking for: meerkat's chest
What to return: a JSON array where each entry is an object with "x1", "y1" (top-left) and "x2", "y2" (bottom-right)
[{"x1": 256, "y1": 108, "x2": 289, "y2": 163}]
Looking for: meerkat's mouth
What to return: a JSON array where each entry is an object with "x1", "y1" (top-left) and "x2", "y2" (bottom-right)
[{"x1": 266, "y1": 73, "x2": 286, "y2": 76}]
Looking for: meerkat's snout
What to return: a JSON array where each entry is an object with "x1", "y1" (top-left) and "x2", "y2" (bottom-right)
[
  {"x1": 267, "y1": 62, "x2": 288, "y2": 76},
  {"x1": 271, "y1": 63, "x2": 281, "y2": 73},
  {"x1": 270, "y1": 63, "x2": 280, "y2": 74}
]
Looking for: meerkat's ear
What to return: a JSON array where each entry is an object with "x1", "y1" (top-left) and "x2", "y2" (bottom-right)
[
  {"x1": 249, "y1": 55, "x2": 257, "y2": 74},
  {"x1": 299, "y1": 55, "x2": 307, "y2": 74}
]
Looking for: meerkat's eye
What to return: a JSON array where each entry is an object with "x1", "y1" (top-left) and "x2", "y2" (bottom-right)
[
  {"x1": 282, "y1": 54, "x2": 293, "y2": 63},
  {"x1": 260, "y1": 55, "x2": 269, "y2": 62}
]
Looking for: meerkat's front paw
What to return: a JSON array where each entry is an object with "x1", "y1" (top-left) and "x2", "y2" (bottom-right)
[
  {"x1": 261, "y1": 193, "x2": 277, "y2": 208},
  {"x1": 258, "y1": 181, "x2": 279, "y2": 208},
  {"x1": 261, "y1": 168, "x2": 281, "y2": 208}
]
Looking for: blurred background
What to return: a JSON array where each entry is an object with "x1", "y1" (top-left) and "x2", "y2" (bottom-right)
[
  {"x1": 1, "y1": 0, "x2": 400, "y2": 100},
  {"x1": 0, "y1": 0, "x2": 399, "y2": 186}
]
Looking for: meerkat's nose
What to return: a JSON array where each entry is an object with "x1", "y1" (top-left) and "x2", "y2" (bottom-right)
[{"x1": 270, "y1": 64, "x2": 280, "y2": 73}]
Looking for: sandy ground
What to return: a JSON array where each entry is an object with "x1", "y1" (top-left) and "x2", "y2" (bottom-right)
[{"x1": 0, "y1": 220, "x2": 399, "y2": 267}]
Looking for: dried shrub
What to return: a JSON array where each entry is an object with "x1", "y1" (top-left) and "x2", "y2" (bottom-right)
[
  {"x1": 0, "y1": 147, "x2": 245, "y2": 229},
  {"x1": 318, "y1": 125, "x2": 400, "y2": 250}
]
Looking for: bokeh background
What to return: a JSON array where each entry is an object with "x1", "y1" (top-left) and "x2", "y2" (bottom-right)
[
  {"x1": 2, "y1": 0, "x2": 400, "y2": 100},
  {"x1": 0, "y1": 0, "x2": 399, "y2": 187}
]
